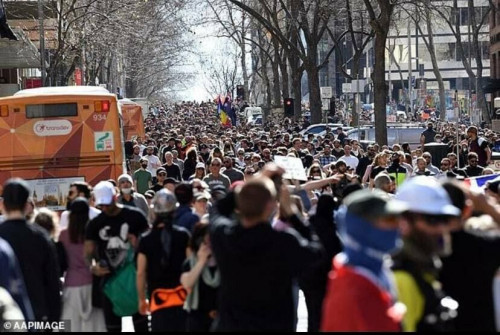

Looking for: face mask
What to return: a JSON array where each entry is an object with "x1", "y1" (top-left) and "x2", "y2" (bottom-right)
[
  {"x1": 121, "y1": 188, "x2": 132, "y2": 195},
  {"x1": 142, "y1": 164, "x2": 148, "y2": 168}
]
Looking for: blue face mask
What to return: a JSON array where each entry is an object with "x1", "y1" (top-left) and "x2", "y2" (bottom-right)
[{"x1": 336, "y1": 206, "x2": 401, "y2": 256}]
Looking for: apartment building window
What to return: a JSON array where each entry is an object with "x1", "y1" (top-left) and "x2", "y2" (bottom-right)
[
  {"x1": 319, "y1": 70, "x2": 329, "y2": 87},
  {"x1": 460, "y1": 7, "x2": 470, "y2": 26},
  {"x1": 481, "y1": 41, "x2": 490, "y2": 60}
]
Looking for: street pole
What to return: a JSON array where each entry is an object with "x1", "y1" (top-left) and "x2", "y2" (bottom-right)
[
  {"x1": 408, "y1": 19, "x2": 412, "y2": 116},
  {"x1": 357, "y1": 74, "x2": 360, "y2": 132},
  {"x1": 38, "y1": 0, "x2": 46, "y2": 86},
  {"x1": 388, "y1": 38, "x2": 392, "y2": 104}
]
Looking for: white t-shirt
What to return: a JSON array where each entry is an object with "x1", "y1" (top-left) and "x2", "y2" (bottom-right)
[
  {"x1": 59, "y1": 206, "x2": 101, "y2": 230},
  {"x1": 340, "y1": 155, "x2": 359, "y2": 170},
  {"x1": 144, "y1": 154, "x2": 162, "y2": 176}
]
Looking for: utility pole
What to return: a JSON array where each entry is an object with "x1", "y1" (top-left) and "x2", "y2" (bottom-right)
[
  {"x1": 357, "y1": 73, "x2": 360, "y2": 131},
  {"x1": 38, "y1": 0, "x2": 46, "y2": 86},
  {"x1": 407, "y1": 19, "x2": 412, "y2": 115},
  {"x1": 388, "y1": 38, "x2": 392, "y2": 104}
]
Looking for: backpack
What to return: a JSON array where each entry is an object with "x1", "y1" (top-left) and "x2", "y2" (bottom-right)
[{"x1": 103, "y1": 248, "x2": 138, "y2": 317}]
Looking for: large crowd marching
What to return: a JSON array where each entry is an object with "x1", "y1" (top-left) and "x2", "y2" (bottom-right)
[{"x1": 1, "y1": 100, "x2": 500, "y2": 332}]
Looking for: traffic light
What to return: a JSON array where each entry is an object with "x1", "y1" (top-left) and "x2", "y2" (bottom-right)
[
  {"x1": 284, "y1": 98, "x2": 294, "y2": 117},
  {"x1": 236, "y1": 85, "x2": 245, "y2": 100}
]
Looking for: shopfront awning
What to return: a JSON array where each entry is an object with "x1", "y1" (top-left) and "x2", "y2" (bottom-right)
[{"x1": 0, "y1": 27, "x2": 41, "y2": 68}]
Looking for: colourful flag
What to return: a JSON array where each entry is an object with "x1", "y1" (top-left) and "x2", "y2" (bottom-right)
[
  {"x1": 463, "y1": 174, "x2": 500, "y2": 192},
  {"x1": 216, "y1": 94, "x2": 231, "y2": 128}
]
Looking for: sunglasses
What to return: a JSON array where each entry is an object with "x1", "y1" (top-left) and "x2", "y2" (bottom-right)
[
  {"x1": 416, "y1": 214, "x2": 454, "y2": 226},
  {"x1": 311, "y1": 170, "x2": 321, "y2": 173}
]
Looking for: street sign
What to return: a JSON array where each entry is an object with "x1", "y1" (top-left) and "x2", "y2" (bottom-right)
[
  {"x1": 342, "y1": 83, "x2": 351, "y2": 93},
  {"x1": 320, "y1": 87, "x2": 333, "y2": 99},
  {"x1": 322, "y1": 98, "x2": 330, "y2": 110},
  {"x1": 351, "y1": 80, "x2": 365, "y2": 93}
]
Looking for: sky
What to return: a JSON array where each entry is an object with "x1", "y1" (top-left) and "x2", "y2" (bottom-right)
[{"x1": 177, "y1": 23, "x2": 220, "y2": 102}]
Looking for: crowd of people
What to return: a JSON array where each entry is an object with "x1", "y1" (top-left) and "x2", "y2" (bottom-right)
[{"x1": 1, "y1": 100, "x2": 500, "y2": 332}]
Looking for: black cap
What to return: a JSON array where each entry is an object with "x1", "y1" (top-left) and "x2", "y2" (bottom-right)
[
  {"x1": 2, "y1": 178, "x2": 30, "y2": 208},
  {"x1": 164, "y1": 177, "x2": 179, "y2": 185},
  {"x1": 343, "y1": 189, "x2": 407, "y2": 221}
]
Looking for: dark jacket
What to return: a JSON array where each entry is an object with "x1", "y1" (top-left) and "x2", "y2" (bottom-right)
[
  {"x1": 174, "y1": 205, "x2": 199, "y2": 232},
  {"x1": 183, "y1": 159, "x2": 197, "y2": 181},
  {"x1": 0, "y1": 237, "x2": 34, "y2": 321},
  {"x1": 209, "y1": 208, "x2": 322, "y2": 331},
  {"x1": 441, "y1": 230, "x2": 500, "y2": 331},
  {"x1": 0, "y1": 219, "x2": 61, "y2": 322}
]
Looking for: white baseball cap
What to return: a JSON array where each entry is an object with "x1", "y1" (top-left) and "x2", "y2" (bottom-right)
[
  {"x1": 196, "y1": 162, "x2": 206, "y2": 169},
  {"x1": 117, "y1": 173, "x2": 133, "y2": 184},
  {"x1": 395, "y1": 176, "x2": 460, "y2": 216},
  {"x1": 93, "y1": 181, "x2": 116, "y2": 206}
]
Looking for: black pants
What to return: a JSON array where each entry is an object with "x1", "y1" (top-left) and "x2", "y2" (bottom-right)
[
  {"x1": 186, "y1": 310, "x2": 213, "y2": 332},
  {"x1": 303, "y1": 287, "x2": 326, "y2": 332},
  {"x1": 102, "y1": 294, "x2": 149, "y2": 332},
  {"x1": 151, "y1": 307, "x2": 186, "y2": 332}
]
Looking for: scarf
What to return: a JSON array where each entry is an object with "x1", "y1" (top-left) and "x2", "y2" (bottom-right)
[
  {"x1": 183, "y1": 255, "x2": 220, "y2": 312},
  {"x1": 335, "y1": 206, "x2": 401, "y2": 293}
]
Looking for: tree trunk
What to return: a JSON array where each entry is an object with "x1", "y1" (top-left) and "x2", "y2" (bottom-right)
[
  {"x1": 373, "y1": 29, "x2": 388, "y2": 145},
  {"x1": 280, "y1": 52, "x2": 290, "y2": 100},
  {"x1": 293, "y1": 70, "x2": 302, "y2": 120},
  {"x1": 260, "y1": 43, "x2": 272, "y2": 111},
  {"x1": 289, "y1": 0, "x2": 301, "y2": 120},
  {"x1": 351, "y1": 58, "x2": 360, "y2": 127},
  {"x1": 272, "y1": 43, "x2": 282, "y2": 106},
  {"x1": 422, "y1": 4, "x2": 447, "y2": 121},
  {"x1": 306, "y1": 62, "x2": 322, "y2": 124},
  {"x1": 240, "y1": 12, "x2": 249, "y2": 99},
  {"x1": 477, "y1": 78, "x2": 489, "y2": 122}
]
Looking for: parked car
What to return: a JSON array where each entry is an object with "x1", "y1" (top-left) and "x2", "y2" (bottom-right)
[
  {"x1": 345, "y1": 126, "x2": 425, "y2": 148},
  {"x1": 300, "y1": 123, "x2": 348, "y2": 136}
]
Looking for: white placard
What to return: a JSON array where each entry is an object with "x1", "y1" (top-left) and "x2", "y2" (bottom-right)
[
  {"x1": 25, "y1": 177, "x2": 85, "y2": 211},
  {"x1": 274, "y1": 156, "x2": 308, "y2": 181}
]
